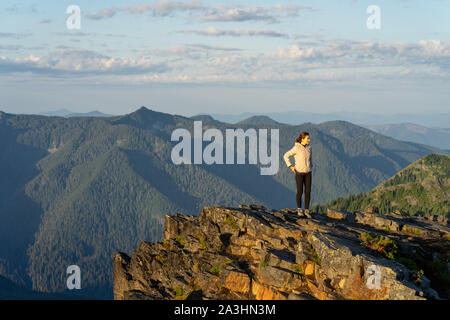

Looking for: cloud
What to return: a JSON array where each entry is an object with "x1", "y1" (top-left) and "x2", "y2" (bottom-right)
[
  {"x1": 200, "y1": 5, "x2": 279, "y2": 23},
  {"x1": 139, "y1": 0, "x2": 205, "y2": 16},
  {"x1": 187, "y1": 44, "x2": 243, "y2": 52},
  {"x1": 85, "y1": 0, "x2": 317, "y2": 23},
  {"x1": 0, "y1": 32, "x2": 32, "y2": 40},
  {"x1": 53, "y1": 32, "x2": 128, "y2": 38},
  {"x1": 85, "y1": 7, "x2": 119, "y2": 20},
  {"x1": 0, "y1": 49, "x2": 170, "y2": 76},
  {"x1": 4, "y1": 3, "x2": 39, "y2": 14},
  {"x1": 199, "y1": 4, "x2": 316, "y2": 23},
  {"x1": 275, "y1": 45, "x2": 319, "y2": 59},
  {"x1": 53, "y1": 32, "x2": 91, "y2": 37},
  {"x1": 86, "y1": 0, "x2": 205, "y2": 20},
  {"x1": 176, "y1": 27, "x2": 289, "y2": 38},
  {"x1": 1, "y1": 40, "x2": 449, "y2": 85},
  {"x1": 274, "y1": 39, "x2": 450, "y2": 63},
  {"x1": 147, "y1": 44, "x2": 242, "y2": 62}
]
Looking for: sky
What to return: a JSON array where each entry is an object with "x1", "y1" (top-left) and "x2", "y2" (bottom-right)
[{"x1": 0, "y1": 0, "x2": 449, "y2": 117}]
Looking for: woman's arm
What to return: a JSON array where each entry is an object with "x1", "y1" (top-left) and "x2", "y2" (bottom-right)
[{"x1": 283, "y1": 146, "x2": 296, "y2": 168}]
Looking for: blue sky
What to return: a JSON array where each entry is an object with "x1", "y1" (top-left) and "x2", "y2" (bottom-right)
[{"x1": 0, "y1": 0, "x2": 449, "y2": 116}]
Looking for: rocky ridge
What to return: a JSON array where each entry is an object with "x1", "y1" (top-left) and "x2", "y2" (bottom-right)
[{"x1": 114, "y1": 205, "x2": 450, "y2": 300}]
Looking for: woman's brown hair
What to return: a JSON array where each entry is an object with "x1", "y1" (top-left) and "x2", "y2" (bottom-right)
[{"x1": 295, "y1": 131, "x2": 310, "y2": 143}]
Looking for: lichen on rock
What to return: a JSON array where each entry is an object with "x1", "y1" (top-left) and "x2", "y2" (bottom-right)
[{"x1": 114, "y1": 204, "x2": 449, "y2": 300}]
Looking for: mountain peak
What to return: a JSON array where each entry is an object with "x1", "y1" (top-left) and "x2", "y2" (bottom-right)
[
  {"x1": 136, "y1": 106, "x2": 151, "y2": 112},
  {"x1": 113, "y1": 106, "x2": 178, "y2": 131},
  {"x1": 130, "y1": 106, "x2": 168, "y2": 117},
  {"x1": 124, "y1": 106, "x2": 158, "y2": 117},
  {"x1": 237, "y1": 115, "x2": 284, "y2": 126},
  {"x1": 190, "y1": 114, "x2": 214, "y2": 121}
]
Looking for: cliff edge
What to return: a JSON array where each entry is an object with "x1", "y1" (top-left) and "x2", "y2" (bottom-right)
[{"x1": 114, "y1": 205, "x2": 449, "y2": 300}]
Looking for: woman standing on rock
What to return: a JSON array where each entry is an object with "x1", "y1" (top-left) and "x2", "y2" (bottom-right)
[{"x1": 283, "y1": 131, "x2": 313, "y2": 218}]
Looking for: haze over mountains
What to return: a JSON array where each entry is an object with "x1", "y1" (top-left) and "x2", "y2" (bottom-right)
[
  {"x1": 36, "y1": 109, "x2": 450, "y2": 150},
  {"x1": 38, "y1": 109, "x2": 113, "y2": 118},
  {"x1": 203, "y1": 112, "x2": 450, "y2": 151},
  {"x1": 209, "y1": 111, "x2": 450, "y2": 129},
  {"x1": 363, "y1": 123, "x2": 450, "y2": 150},
  {"x1": 0, "y1": 107, "x2": 448, "y2": 299}
]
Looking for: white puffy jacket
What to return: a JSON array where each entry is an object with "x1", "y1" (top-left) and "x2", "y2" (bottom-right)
[{"x1": 283, "y1": 142, "x2": 313, "y2": 173}]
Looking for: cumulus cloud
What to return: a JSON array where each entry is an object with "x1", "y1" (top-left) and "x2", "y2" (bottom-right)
[
  {"x1": 0, "y1": 49, "x2": 170, "y2": 76},
  {"x1": 149, "y1": 39, "x2": 450, "y2": 83},
  {"x1": 275, "y1": 46, "x2": 318, "y2": 59},
  {"x1": 1, "y1": 40, "x2": 449, "y2": 84},
  {"x1": 274, "y1": 40, "x2": 450, "y2": 65}
]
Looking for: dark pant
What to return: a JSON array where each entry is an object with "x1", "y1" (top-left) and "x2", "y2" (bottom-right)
[{"x1": 295, "y1": 172, "x2": 311, "y2": 209}]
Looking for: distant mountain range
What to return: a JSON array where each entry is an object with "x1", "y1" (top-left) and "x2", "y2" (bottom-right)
[
  {"x1": 208, "y1": 111, "x2": 450, "y2": 128},
  {"x1": 197, "y1": 112, "x2": 450, "y2": 150},
  {"x1": 363, "y1": 123, "x2": 450, "y2": 150},
  {"x1": 38, "y1": 110, "x2": 450, "y2": 149},
  {"x1": 0, "y1": 107, "x2": 447, "y2": 299},
  {"x1": 38, "y1": 109, "x2": 113, "y2": 118}
]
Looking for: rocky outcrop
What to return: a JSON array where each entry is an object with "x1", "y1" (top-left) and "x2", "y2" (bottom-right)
[{"x1": 114, "y1": 205, "x2": 449, "y2": 300}]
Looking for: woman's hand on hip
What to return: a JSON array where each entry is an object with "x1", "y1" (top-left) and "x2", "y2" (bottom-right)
[{"x1": 289, "y1": 166, "x2": 296, "y2": 173}]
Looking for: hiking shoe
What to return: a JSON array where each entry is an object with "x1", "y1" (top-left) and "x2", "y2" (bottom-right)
[
  {"x1": 297, "y1": 208, "x2": 304, "y2": 216},
  {"x1": 304, "y1": 209, "x2": 312, "y2": 219}
]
